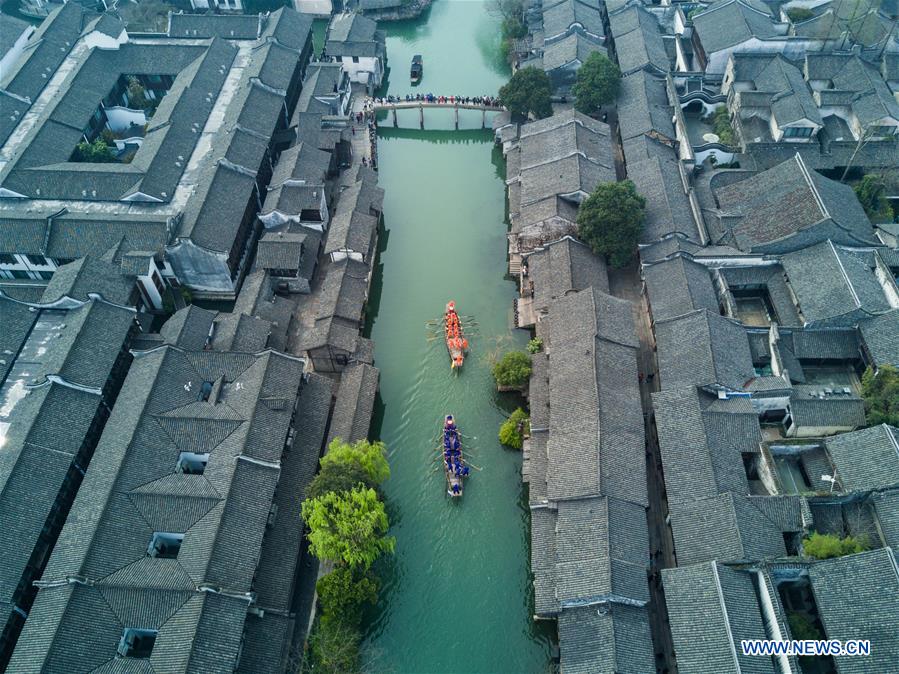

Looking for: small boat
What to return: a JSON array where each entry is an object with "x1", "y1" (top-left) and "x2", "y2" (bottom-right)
[
  {"x1": 411, "y1": 54, "x2": 423, "y2": 84},
  {"x1": 442, "y1": 415, "x2": 469, "y2": 497},
  {"x1": 444, "y1": 300, "x2": 468, "y2": 369}
]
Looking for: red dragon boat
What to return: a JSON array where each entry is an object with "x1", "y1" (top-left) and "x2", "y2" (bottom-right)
[{"x1": 444, "y1": 301, "x2": 468, "y2": 369}]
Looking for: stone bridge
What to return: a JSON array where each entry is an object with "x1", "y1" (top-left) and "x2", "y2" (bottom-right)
[{"x1": 369, "y1": 99, "x2": 506, "y2": 129}]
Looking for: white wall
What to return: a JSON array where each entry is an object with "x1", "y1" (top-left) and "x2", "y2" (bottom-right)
[{"x1": 336, "y1": 55, "x2": 382, "y2": 89}]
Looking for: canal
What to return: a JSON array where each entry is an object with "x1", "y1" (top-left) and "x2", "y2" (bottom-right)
[{"x1": 362, "y1": 1, "x2": 554, "y2": 672}]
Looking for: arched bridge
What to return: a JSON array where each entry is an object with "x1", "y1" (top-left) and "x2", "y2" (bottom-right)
[{"x1": 369, "y1": 99, "x2": 507, "y2": 129}]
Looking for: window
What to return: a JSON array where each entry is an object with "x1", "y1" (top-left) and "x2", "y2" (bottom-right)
[
  {"x1": 11, "y1": 269, "x2": 30, "y2": 279},
  {"x1": 335, "y1": 55, "x2": 342, "y2": 62},
  {"x1": 117, "y1": 628, "x2": 158, "y2": 658},
  {"x1": 38, "y1": 271, "x2": 54, "y2": 280},
  {"x1": 147, "y1": 532, "x2": 184, "y2": 559},
  {"x1": 783, "y1": 126, "x2": 813, "y2": 138},
  {"x1": 352, "y1": 56, "x2": 360, "y2": 63},
  {"x1": 869, "y1": 125, "x2": 897, "y2": 137},
  {"x1": 176, "y1": 451, "x2": 209, "y2": 475},
  {"x1": 25, "y1": 254, "x2": 47, "y2": 266},
  {"x1": 0, "y1": 253, "x2": 17, "y2": 265}
]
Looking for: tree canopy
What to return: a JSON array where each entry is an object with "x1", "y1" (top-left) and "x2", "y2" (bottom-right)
[
  {"x1": 576, "y1": 180, "x2": 645, "y2": 267},
  {"x1": 802, "y1": 532, "x2": 869, "y2": 560},
  {"x1": 302, "y1": 487, "x2": 395, "y2": 568},
  {"x1": 499, "y1": 408, "x2": 529, "y2": 450},
  {"x1": 853, "y1": 174, "x2": 891, "y2": 221},
  {"x1": 493, "y1": 350, "x2": 532, "y2": 388},
  {"x1": 321, "y1": 438, "x2": 390, "y2": 486},
  {"x1": 72, "y1": 138, "x2": 116, "y2": 163},
  {"x1": 861, "y1": 364, "x2": 899, "y2": 426},
  {"x1": 573, "y1": 52, "x2": 621, "y2": 116},
  {"x1": 316, "y1": 566, "x2": 379, "y2": 628},
  {"x1": 306, "y1": 460, "x2": 376, "y2": 501},
  {"x1": 499, "y1": 67, "x2": 553, "y2": 120}
]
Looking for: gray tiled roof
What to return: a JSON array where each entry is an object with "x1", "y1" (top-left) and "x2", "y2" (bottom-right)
[
  {"x1": 305, "y1": 259, "x2": 369, "y2": 352},
  {"x1": 557, "y1": 603, "x2": 655, "y2": 674},
  {"x1": 0, "y1": 292, "x2": 133, "y2": 639},
  {"x1": 526, "y1": 236, "x2": 609, "y2": 314},
  {"x1": 541, "y1": 31, "x2": 606, "y2": 74},
  {"x1": 712, "y1": 155, "x2": 877, "y2": 252},
  {"x1": 40, "y1": 256, "x2": 135, "y2": 306},
  {"x1": 160, "y1": 305, "x2": 215, "y2": 350},
  {"x1": 669, "y1": 492, "x2": 797, "y2": 565},
  {"x1": 327, "y1": 363, "x2": 379, "y2": 445},
  {"x1": 809, "y1": 548, "x2": 899, "y2": 673},
  {"x1": 655, "y1": 309, "x2": 756, "y2": 390},
  {"x1": 730, "y1": 53, "x2": 822, "y2": 127},
  {"x1": 805, "y1": 53, "x2": 899, "y2": 127},
  {"x1": 691, "y1": 0, "x2": 778, "y2": 54},
  {"x1": 653, "y1": 387, "x2": 761, "y2": 505},
  {"x1": 609, "y1": 6, "x2": 670, "y2": 74},
  {"x1": 9, "y1": 346, "x2": 309, "y2": 671},
  {"x1": 663, "y1": 561, "x2": 777, "y2": 674},
  {"x1": 662, "y1": 562, "x2": 785, "y2": 674},
  {"x1": 781, "y1": 241, "x2": 892, "y2": 324},
  {"x1": 787, "y1": 384, "x2": 866, "y2": 430},
  {"x1": 628, "y1": 155, "x2": 698, "y2": 243},
  {"x1": 324, "y1": 180, "x2": 381, "y2": 258},
  {"x1": 825, "y1": 424, "x2": 899, "y2": 492},
  {"x1": 513, "y1": 110, "x2": 615, "y2": 208},
  {"x1": 643, "y1": 253, "x2": 719, "y2": 325},
  {"x1": 256, "y1": 231, "x2": 306, "y2": 272},
  {"x1": 545, "y1": 288, "x2": 645, "y2": 505},
  {"x1": 859, "y1": 309, "x2": 899, "y2": 368},
  {"x1": 543, "y1": 0, "x2": 605, "y2": 41},
  {"x1": 324, "y1": 13, "x2": 385, "y2": 58},
  {"x1": 616, "y1": 70, "x2": 675, "y2": 142}
]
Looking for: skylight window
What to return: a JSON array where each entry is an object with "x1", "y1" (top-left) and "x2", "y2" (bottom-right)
[
  {"x1": 176, "y1": 451, "x2": 209, "y2": 475},
  {"x1": 117, "y1": 628, "x2": 157, "y2": 658},
  {"x1": 147, "y1": 532, "x2": 184, "y2": 559}
]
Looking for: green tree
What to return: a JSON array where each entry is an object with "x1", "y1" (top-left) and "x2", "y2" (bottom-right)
[
  {"x1": 787, "y1": 612, "x2": 822, "y2": 640},
  {"x1": 321, "y1": 438, "x2": 390, "y2": 486},
  {"x1": 786, "y1": 6, "x2": 814, "y2": 22},
  {"x1": 499, "y1": 408, "x2": 530, "y2": 449},
  {"x1": 316, "y1": 567, "x2": 379, "y2": 628},
  {"x1": 302, "y1": 487, "x2": 395, "y2": 568},
  {"x1": 712, "y1": 106, "x2": 736, "y2": 146},
  {"x1": 573, "y1": 52, "x2": 621, "y2": 116},
  {"x1": 861, "y1": 364, "x2": 899, "y2": 426},
  {"x1": 802, "y1": 531, "x2": 870, "y2": 560},
  {"x1": 853, "y1": 174, "x2": 891, "y2": 221},
  {"x1": 307, "y1": 460, "x2": 376, "y2": 501},
  {"x1": 499, "y1": 67, "x2": 553, "y2": 120},
  {"x1": 576, "y1": 180, "x2": 646, "y2": 267},
  {"x1": 308, "y1": 618, "x2": 361, "y2": 674},
  {"x1": 527, "y1": 337, "x2": 543, "y2": 354},
  {"x1": 127, "y1": 76, "x2": 151, "y2": 111},
  {"x1": 493, "y1": 350, "x2": 532, "y2": 388},
  {"x1": 72, "y1": 138, "x2": 116, "y2": 163}
]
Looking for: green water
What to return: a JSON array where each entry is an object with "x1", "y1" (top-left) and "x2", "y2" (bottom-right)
[{"x1": 362, "y1": 2, "x2": 553, "y2": 672}]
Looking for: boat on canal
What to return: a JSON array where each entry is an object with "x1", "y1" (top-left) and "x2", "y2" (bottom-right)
[
  {"x1": 444, "y1": 300, "x2": 468, "y2": 369},
  {"x1": 442, "y1": 414, "x2": 469, "y2": 497},
  {"x1": 410, "y1": 54, "x2": 423, "y2": 83}
]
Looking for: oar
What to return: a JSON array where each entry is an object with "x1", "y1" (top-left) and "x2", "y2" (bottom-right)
[{"x1": 465, "y1": 462, "x2": 484, "y2": 471}]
